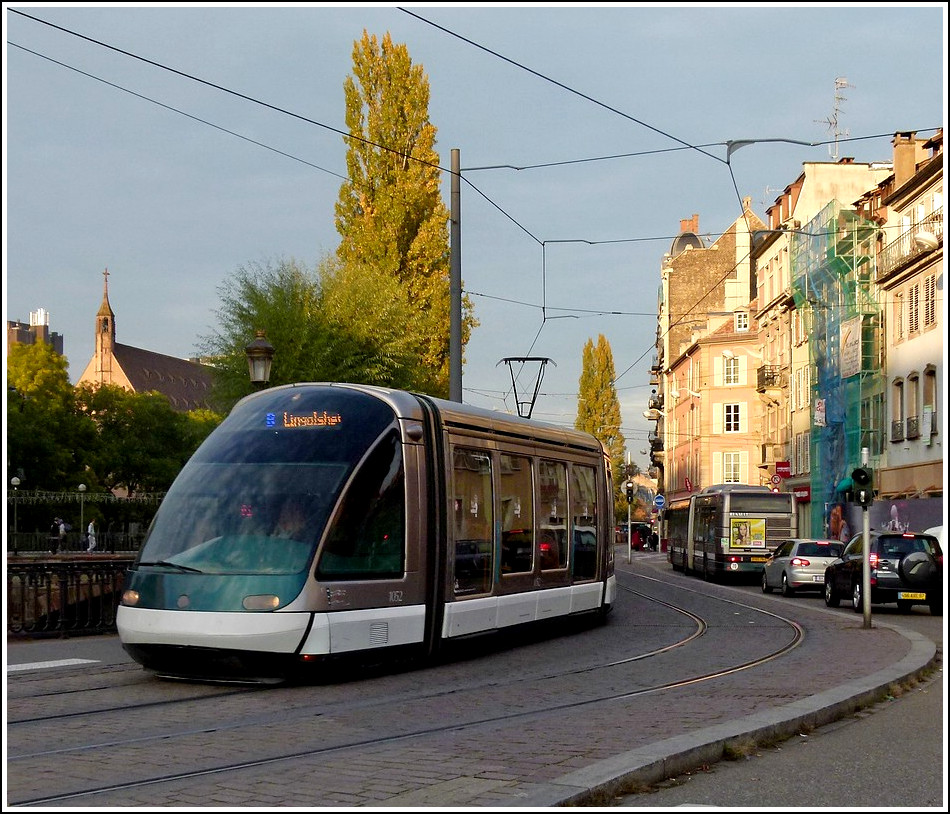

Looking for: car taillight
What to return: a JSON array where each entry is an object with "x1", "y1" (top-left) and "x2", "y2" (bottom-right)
[{"x1": 791, "y1": 557, "x2": 810, "y2": 567}]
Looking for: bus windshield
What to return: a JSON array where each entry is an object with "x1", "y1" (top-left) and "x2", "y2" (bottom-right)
[{"x1": 134, "y1": 387, "x2": 398, "y2": 575}]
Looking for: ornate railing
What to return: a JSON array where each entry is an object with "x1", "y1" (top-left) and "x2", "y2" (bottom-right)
[
  {"x1": 878, "y1": 207, "x2": 943, "y2": 278},
  {"x1": 6, "y1": 557, "x2": 135, "y2": 638}
]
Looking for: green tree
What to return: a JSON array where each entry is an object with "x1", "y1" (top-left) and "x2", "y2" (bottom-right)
[
  {"x1": 575, "y1": 335, "x2": 627, "y2": 516},
  {"x1": 6, "y1": 342, "x2": 95, "y2": 490},
  {"x1": 199, "y1": 257, "x2": 335, "y2": 407},
  {"x1": 75, "y1": 383, "x2": 205, "y2": 494},
  {"x1": 335, "y1": 30, "x2": 476, "y2": 396}
]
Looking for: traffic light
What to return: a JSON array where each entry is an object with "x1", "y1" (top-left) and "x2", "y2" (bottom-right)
[
  {"x1": 851, "y1": 467, "x2": 873, "y2": 507},
  {"x1": 625, "y1": 480, "x2": 635, "y2": 503}
]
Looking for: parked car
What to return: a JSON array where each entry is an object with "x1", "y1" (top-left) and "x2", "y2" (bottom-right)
[
  {"x1": 824, "y1": 530, "x2": 943, "y2": 615},
  {"x1": 762, "y1": 538, "x2": 844, "y2": 596}
]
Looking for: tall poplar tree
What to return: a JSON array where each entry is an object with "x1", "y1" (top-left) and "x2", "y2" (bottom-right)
[
  {"x1": 575, "y1": 335, "x2": 627, "y2": 509},
  {"x1": 334, "y1": 31, "x2": 475, "y2": 397}
]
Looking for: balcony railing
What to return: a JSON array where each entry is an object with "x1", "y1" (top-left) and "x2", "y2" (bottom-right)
[
  {"x1": 756, "y1": 365, "x2": 783, "y2": 391},
  {"x1": 905, "y1": 415, "x2": 920, "y2": 439},
  {"x1": 890, "y1": 419, "x2": 905, "y2": 443},
  {"x1": 878, "y1": 207, "x2": 943, "y2": 278}
]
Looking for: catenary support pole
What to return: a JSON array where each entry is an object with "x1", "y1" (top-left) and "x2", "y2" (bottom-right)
[{"x1": 449, "y1": 148, "x2": 462, "y2": 402}]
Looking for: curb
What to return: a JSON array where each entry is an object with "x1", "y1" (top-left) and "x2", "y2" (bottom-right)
[{"x1": 517, "y1": 622, "x2": 937, "y2": 807}]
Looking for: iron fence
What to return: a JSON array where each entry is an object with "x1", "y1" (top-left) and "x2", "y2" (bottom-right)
[{"x1": 6, "y1": 557, "x2": 136, "y2": 638}]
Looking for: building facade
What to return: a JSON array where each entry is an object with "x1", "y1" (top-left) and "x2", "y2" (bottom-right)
[
  {"x1": 7, "y1": 308, "x2": 64, "y2": 356},
  {"x1": 648, "y1": 131, "x2": 943, "y2": 536}
]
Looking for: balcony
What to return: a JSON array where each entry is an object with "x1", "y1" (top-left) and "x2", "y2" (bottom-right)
[
  {"x1": 906, "y1": 416, "x2": 920, "y2": 440},
  {"x1": 877, "y1": 207, "x2": 943, "y2": 279},
  {"x1": 756, "y1": 365, "x2": 783, "y2": 392},
  {"x1": 648, "y1": 394, "x2": 664, "y2": 411},
  {"x1": 890, "y1": 419, "x2": 905, "y2": 443}
]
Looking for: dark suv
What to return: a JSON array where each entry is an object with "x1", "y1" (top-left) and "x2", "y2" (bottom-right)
[{"x1": 824, "y1": 530, "x2": 943, "y2": 615}]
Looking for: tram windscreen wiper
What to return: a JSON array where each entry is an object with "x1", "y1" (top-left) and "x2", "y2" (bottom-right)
[{"x1": 138, "y1": 560, "x2": 204, "y2": 573}]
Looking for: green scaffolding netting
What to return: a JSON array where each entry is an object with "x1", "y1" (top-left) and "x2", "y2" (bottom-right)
[{"x1": 789, "y1": 200, "x2": 884, "y2": 533}]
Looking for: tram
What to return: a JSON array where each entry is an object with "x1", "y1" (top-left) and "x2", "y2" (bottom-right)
[
  {"x1": 665, "y1": 484, "x2": 796, "y2": 580},
  {"x1": 117, "y1": 383, "x2": 617, "y2": 681}
]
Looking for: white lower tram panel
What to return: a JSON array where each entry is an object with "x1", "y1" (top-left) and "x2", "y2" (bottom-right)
[{"x1": 117, "y1": 575, "x2": 615, "y2": 658}]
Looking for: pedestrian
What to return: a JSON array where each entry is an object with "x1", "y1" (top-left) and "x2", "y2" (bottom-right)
[
  {"x1": 632, "y1": 527, "x2": 642, "y2": 551},
  {"x1": 58, "y1": 518, "x2": 67, "y2": 552},
  {"x1": 49, "y1": 518, "x2": 61, "y2": 554},
  {"x1": 86, "y1": 519, "x2": 97, "y2": 552}
]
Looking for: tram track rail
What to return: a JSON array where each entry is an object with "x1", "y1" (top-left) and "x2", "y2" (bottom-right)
[{"x1": 8, "y1": 570, "x2": 817, "y2": 807}]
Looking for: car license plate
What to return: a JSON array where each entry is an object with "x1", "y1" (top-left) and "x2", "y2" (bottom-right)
[
  {"x1": 812, "y1": 575, "x2": 824, "y2": 582},
  {"x1": 751, "y1": 557, "x2": 768, "y2": 563},
  {"x1": 898, "y1": 591, "x2": 926, "y2": 600}
]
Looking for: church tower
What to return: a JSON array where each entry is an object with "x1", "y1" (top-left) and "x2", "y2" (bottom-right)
[{"x1": 94, "y1": 268, "x2": 116, "y2": 382}]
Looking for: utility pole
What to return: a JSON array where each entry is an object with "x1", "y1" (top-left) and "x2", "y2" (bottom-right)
[{"x1": 449, "y1": 148, "x2": 462, "y2": 402}]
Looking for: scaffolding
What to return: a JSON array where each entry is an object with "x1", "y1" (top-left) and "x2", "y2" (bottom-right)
[{"x1": 790, "y1": 201, "x2": 883, "y2": 533}]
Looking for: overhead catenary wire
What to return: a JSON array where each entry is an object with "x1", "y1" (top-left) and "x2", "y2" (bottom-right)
[{"x1": 8, "y1": 8, "x2": 937, "y2": 440}]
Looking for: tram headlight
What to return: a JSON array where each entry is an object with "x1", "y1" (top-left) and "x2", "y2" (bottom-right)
[
  {"x1": 121, "y1": 589, "x2": 140, "y2": 606},
  {"x1": 243, "y1": 594, "x2": 280, "y2": 610}
]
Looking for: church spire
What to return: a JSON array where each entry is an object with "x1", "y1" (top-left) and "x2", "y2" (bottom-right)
[{"x1": 95, "y1": 268, "x2": 116, "y2": 379}]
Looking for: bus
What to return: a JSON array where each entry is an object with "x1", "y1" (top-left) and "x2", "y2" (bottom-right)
[
  {"x1": 117, "y1": 383, "x2": 617, "y2": 682},
  {"x1": 665, "y1": 484, "x2": 796, "y2": 580}
]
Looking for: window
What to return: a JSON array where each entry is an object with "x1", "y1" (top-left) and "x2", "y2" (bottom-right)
[
  {"x1": 723, "y1": 356, "x2": 739, "y2": 385},
  {"x1": 891, "y1": 379, "x2": 905, "y2": 443},
  {"x1": 722, "y1": 452, "x2": 740, "y2": 483},
  {"x1": 735, "y1": 312, "x2": 750, "y2": 332},
  {"x1": 908, "y1": 283, "x2": 920, "y2": 334},
  {"x1": 538, "y1": 460, "x2": 568, "y2": 570},
  {"x1": 451, "y1": 448, "x2": 494, "y2": 596},
  {"x1": 500, "y1": 453, "x2": 534, "y2": 575},
  {"x1": 724, "y1": 403, "x2": 741, "y2": 432},
  {"x1": 317, "y1": 430, "x2": 406, "y2": 580},
  {"x1": 894, "y1": 291, "x2": 904, "y2": 342},
  {"x1": 923, "y1": 274, "x2": 936, "y2": 328},
  {"x1": 570, "y1": 465, "x2": 598, "y2": 580}
]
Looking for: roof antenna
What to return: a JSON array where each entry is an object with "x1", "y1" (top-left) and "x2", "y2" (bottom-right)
[
  {"x1": 815, "y1": 77, "x2": 854, "y2": 161},
  {"x1": 497, "y1": 357, "x2": 555, "y2": 419}
]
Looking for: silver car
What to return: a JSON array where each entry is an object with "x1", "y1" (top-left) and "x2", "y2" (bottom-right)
[{"x1": 762, "y1": 538, "x2": 845, "y2": 597}]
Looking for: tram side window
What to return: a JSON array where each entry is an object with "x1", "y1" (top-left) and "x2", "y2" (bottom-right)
[
  {"x1": 500, "y1": 453, "x2": 534, "y2": 574},
  {"x1": 571, "y1": 465, "x2": 598, "y2": 580},
  {"x1": 538, "y1": 459, "x2": 568, "y2": 570},
  {"x1": 452, "y1": 448, "x2": 494, "y2": 595},
  {"x1": 317, "y1": 429, "x2": 405, "y2": 580}
]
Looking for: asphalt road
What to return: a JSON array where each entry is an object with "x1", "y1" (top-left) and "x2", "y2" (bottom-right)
[{"x1": 606, "y1": 573, "x2": 946, "y2": 809}]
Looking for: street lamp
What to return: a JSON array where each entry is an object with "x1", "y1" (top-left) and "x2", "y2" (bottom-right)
[
  {"x1": 11, "y1": 476, "x2": 20, "y2": 555},
  {"x1": 245, "y1": 330, "x2": 275, "y2": 388},
  {"x1": 78, "y1": 484, "x2": 86, "y2": 551}
]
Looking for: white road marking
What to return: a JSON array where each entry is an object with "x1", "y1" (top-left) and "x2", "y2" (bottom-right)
[{"x1": 7, "y1": 658, "x2": 99, "y2": 673}]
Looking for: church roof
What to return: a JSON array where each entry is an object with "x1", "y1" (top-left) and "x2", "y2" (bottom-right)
[{"x1": 111, "y1": 343, "x2": 214, "y2": 411}]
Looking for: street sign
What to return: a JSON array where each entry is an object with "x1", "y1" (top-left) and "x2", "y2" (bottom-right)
[
  {"x1": 653, "y1": 494, "x2": 666, "y2": 510},
  {"x1": 770, "y1": 474, "x2": 781, "y2": 485}
]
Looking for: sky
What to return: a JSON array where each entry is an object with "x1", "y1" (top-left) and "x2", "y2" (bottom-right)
[{"x1": 3, "y1": 2, "x2": 946, "y2": 473}]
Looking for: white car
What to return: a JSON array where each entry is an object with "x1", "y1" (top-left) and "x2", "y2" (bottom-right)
[{"x1": 762, "y1": 538, "x2": 845, "y2": 597}]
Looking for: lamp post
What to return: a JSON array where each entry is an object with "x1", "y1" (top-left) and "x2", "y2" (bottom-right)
[
  {"x1": 78, "y1": 484, "x2": 86, "y2": 552},
  {"x1": 245, "y1": 330, "x2": 275, "y2": 388},
  {"x1": 11, "y1": 476, "x2": 20, "y2": 555}
]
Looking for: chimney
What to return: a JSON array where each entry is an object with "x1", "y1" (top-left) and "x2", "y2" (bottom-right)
[
  {"x1": 892, "y1": 131, "x2": 924, "y2": 188},
  {"x1": 680, "y1": 214, "x2": 699, "y2": 233}
]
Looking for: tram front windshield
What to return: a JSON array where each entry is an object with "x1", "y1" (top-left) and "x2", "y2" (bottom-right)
[{"x1": 135, "y1": 387, "x2": 401, "y2": 576}]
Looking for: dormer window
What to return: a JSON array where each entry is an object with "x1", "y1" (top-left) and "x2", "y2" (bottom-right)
[{"x1": 735, "y1": 312, "x2": 749, "y2": 332}]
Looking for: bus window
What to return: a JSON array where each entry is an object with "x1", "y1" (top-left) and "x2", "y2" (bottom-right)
[{"x1": 452, "y1": 448, "x2": 494, "y2": 595}]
